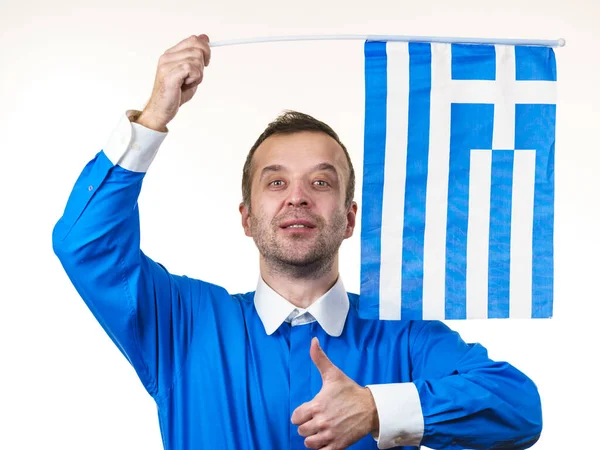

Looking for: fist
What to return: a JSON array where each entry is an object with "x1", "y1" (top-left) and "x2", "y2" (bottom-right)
[{"x1": 137, "y1": 34, "x2": 211, "y2": 131}]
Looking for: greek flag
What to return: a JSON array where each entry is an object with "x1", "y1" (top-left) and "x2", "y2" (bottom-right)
[{"x1": 359, "y1": 41, "x2": 556, "y2": 320}]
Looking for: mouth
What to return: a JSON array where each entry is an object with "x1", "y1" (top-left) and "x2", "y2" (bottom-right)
[{"x1": 279, "y1": 219, "x2": 317, "y2": 231}]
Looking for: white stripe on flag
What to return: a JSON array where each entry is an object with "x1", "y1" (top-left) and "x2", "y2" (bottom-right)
[
  {"x1": 449, "y1": 79, "x2": 557, "y2": 105},
  {"x1": 379, "y1": 42, "x2": 409, "y2": 320},
  {"x1": 422, "y1": 43, "x2": 452, "y2": 319},
  {"x1": 462, "y1": 46, "x2": 517, "y2": 319},
  {"x1": 510, "y1": 150, "x2": 536, "y2": 318},
  {"x1": 466, "y1": 150, "x2": 492, "y2": 319}
]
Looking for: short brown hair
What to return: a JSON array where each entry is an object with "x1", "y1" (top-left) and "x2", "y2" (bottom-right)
[{"x1": 242, "y1": 111, "x2": 355, "y2": 208}]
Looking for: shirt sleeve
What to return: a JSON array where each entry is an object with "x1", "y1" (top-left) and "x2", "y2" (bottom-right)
[
  {"x1": 412, "y1": 321, "x2": 542, "y2": 449},
  {"x1": 368, "y1": 321, "x2": 542, "y2": 449},
  {"x1": 103, "y1": 109, "x2": 168, "y2": 172},
  {"x1": 366, "y1": 383, "x2": 424, "y2": 449},
  {"x1": 52, "y1": 112, "x2": 196, "y2": 402}
]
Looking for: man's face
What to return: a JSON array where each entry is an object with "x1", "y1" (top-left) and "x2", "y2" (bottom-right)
[{"x1": 240, "y1": 131, "x2": 357, "y2": 272}]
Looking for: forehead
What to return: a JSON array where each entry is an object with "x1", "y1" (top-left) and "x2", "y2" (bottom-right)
[{"x1": 252, "y1": 131, "x2": 348, "y2": 174}]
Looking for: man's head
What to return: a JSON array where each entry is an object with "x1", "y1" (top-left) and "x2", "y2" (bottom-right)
[
  {"x1": 239, "y1": 111, "x2": 357, "y2": 278},
  {"x1": 242, "y1": 111, "x2": 355, "y2": 210}
]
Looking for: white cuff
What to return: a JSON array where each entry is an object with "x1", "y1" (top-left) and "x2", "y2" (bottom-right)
[
  {"x1": 367, "y1": 383, "x2": 424, "y2": 449},
  {"x1": 103, "y1": 110, "x2": 168, "y2": 173}
]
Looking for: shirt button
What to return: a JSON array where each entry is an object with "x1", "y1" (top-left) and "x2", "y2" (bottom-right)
[
  {"x1": 88, "y1": 185, "x2": 94, "y2": 191},
  {"x1": 131, "y1": 142, "x2": 140, "y2": 151}
]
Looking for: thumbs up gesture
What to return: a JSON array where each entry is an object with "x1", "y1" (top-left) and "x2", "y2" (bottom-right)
[{"x1": 291, "y1": 338, "x2": 380, "y2": 449}]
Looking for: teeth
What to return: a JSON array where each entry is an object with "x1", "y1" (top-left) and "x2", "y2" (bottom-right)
[{"x1": 288, "y1": 224, "x2": 306, "y2": 228}]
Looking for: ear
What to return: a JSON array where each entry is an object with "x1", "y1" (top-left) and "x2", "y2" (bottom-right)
[
  {"x1": 344, "y1": 201, "x2": 358, "y2": 239},
  {"x1": 239, "y1": 202, "x2": 253, "y2": 237}
]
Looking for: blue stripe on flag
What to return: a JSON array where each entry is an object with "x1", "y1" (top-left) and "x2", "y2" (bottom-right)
[
  {"x1": 401, "y1": 43, "x2": 432, "y2": 320},
  {"x1": 447, "y1": 103, "x2": 494, "y2": 319},
  {"x1": 515, "y1": 46, "x2": 557, "y2": 81},
  {"x1": 360, "y1": 41, "x2": 387, "y2": 318},
  {"x1": 451, "y1": 44, "x2": 496, "y2": 80},
  {"x1": 488, "y1": 150, "x2": 514, "y2": 318},
  {"x1": 515, "y1": 104, "x2": 555, "y2": 318}
]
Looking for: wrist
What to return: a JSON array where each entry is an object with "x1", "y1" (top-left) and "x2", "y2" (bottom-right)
[
  {"x1": 135, "y1": 111, "x2": 169, "y2": 132},
  {"x1": 364, "y1": 387, "x2": 380, "y2": 435}
]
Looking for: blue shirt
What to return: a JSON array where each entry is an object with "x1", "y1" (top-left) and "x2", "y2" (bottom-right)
[{"x1": 52, "y1": 115, "x2": 542, "y2": 450}]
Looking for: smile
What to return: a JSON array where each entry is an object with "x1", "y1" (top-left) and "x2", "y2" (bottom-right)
[{"x1": 279, "y1": 219, "x2": 316, "y2": 229}]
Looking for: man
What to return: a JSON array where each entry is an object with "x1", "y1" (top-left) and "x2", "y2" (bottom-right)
[{"x1": 52, "y1": 34, "x2": 543, "y2": 449}]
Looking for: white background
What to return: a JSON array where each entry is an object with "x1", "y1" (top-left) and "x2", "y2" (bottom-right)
[{"x1": 1, "y1": 0, "x2": 598, "y2": 448}]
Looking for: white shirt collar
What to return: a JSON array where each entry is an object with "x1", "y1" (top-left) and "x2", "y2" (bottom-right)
[{"x1": 254, "y1": 276, "x2": 350, "y2": 337}]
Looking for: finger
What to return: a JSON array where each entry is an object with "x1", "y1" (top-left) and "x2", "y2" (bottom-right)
[
  {"x1": 159, "y1": 47, "x2": 206, "y2": 68},
  {"x1": 158, "y1": 54, "x2": 205, "y2": 86},
  {"x1": 179, "y1": 59, "x2": 204, "y2": 85},
  {"x1": 180, "y1": 84, "x2": 198, "y2": 105},
  {"x1": 291, "y1": 401, "x2": 314, "y2": 426},
  {"x1": 164, "y1": 35, "x2": 211, "y2": 67},
  {"x1": 310, "y1": 337, "x2": 337, "y2": 381},
  {"x1": 297, "y1": 416, "x2": 324, "y2": 437},
  {"x1": 160, "y1": 59, "x2": 204, "y2": 88},
  {"x1": 304, "y1": 431, "x2": 334, "y2": 449},
  {"x1": 164, "y1": 34, "x2": 207, "y2": 54},
  {"x1": 199, "y1": 33, "x2": 211, "y2": 66}
]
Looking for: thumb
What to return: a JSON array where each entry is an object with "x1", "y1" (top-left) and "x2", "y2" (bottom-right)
[{"x1": 310, "y1": 337, "x2": 338, "y2": 381}]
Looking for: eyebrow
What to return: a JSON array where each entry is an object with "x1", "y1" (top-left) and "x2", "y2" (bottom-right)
[
  {"x1": 260, "y1": 165, "x2": 285, "y2": 179},
  {"x1": 259, "y1": 163, "x2": 339, "y2": 180},
  {"x1": 313, "y1": 163, "x2": 339, "y2": 176}
]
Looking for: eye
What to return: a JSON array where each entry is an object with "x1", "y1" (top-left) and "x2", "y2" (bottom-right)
[
  {"x1": 269, "y1": 180, "x2": 285, "y2": 187},
  {"x1": 313, "y1": 180, "x2": 329, "y2": 187}
]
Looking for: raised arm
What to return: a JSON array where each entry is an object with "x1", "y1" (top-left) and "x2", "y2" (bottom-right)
[{"x1": 52, "y1": 35, "x2": 211, "y2": 401}]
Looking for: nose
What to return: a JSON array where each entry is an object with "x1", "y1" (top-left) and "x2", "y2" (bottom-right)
[{"x1": 286, "y1": 180, "x2": 311, "y2": 208}]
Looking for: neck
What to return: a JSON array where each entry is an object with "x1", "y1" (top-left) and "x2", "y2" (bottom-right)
[{"x1": 259, "y1": 256, "x2": 340, "y2": 309}]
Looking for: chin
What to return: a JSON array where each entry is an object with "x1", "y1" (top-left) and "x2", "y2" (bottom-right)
[
  {"x1": 277, "y1": 250, "x2": 321, "y2": 267},
  {"x1": 280, "y1": 254, "x2": 315, "y2": 266}
]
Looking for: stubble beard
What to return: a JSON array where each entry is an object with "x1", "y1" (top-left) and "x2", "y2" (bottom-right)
[{"x1": 249, "y1": 208, "x2": 348, "y2": 280}]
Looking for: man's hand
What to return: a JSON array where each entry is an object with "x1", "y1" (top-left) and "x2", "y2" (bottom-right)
[
  {"x1": 291, "y1": 337, "x2": 380, "y2": 449},
  {"x1": 136, "y1": 34, "x2": 211, "y2": 132}
]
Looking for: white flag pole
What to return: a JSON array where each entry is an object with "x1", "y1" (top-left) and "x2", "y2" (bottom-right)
[{"x1": 210, "y1": 34, "x2": 566, "y2": 48}]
